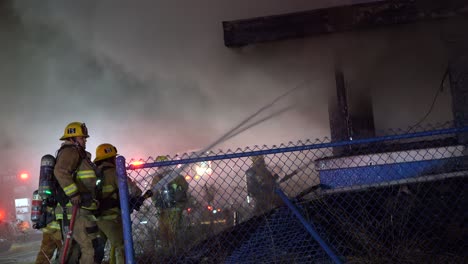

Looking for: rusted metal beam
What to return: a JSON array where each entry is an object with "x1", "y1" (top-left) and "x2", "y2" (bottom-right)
[{"x1": 223, "y1": 0, "x2": 468, "y2": 47}]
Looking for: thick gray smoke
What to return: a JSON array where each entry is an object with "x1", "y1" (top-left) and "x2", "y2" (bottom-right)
[
  {"x1": 1, "y1": 0, "x2": 453, "y2": 183},
  {"x1": 2, "y1": 0, "x2": 341, "y2": 175}
]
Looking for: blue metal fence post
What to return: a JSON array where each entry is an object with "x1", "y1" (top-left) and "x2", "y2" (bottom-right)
[
  {"x1": 116, "y1": 156, "x2": 135, "y2": 264},
  {"x1": 275, "y1": 188, "x2": 344, "y2": 264}
]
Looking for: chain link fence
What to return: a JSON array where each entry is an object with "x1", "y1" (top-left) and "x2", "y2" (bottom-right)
[{"x1": 116, "y1": 124, "x2": 467, "y2": 264}]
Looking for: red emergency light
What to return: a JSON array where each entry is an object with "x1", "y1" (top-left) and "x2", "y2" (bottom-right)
[
  {"x1": 130, "y1": 161, "x2": 144, "y2": 167},
  {"x1": 20, "y1": 172, "x2": 29, "y2": 180},
  {"x1": 128, "y1": 160, "x2": 145, "y2": 170}
]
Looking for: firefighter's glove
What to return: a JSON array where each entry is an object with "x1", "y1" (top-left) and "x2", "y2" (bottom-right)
[
  {"x1": 130, "y1": 196, "x2": 144, "y2": 212},
  {"x1": 70, "y1": 194, "x2": 81, "y2": 206},
  {"x1": 80, "y1": 192, "x2": 93, "y2": 207},
  {"x1": 33, "y1": 223, "x2": 44, "y2": 230}
]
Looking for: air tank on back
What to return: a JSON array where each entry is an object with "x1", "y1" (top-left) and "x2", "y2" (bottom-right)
[{"x1": 38, "y1": 154, "x2": 56, "y2": 199}]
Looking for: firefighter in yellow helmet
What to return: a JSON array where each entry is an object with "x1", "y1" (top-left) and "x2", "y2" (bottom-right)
[
  {"x1": 54, "y1": 122, "x2": 99, "y2": 264},
  {"x1": 93, "y1": 143, "x2": 142, "y2": 264},
  {"x1": 34, "y1": 205, "x2": 62, "y2": 264},
  {"x1": 246, "y1": 155, "x2": 282, "y2": 215},
  {"x1": 151, "y1": 155, "x2": 189, "y2": 255}
]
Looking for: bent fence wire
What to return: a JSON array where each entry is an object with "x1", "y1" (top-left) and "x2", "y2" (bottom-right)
[{"x1": 116, "y1": 123, "x2": 468, "y2": 264}]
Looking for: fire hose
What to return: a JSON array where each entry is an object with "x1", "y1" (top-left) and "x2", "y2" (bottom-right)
[
  {"x1": 60, "y1": 204, "x2": 78, "y2": 264},
  {"x1": 151, "y1": 81, "x2": 309, "y2": 193}
]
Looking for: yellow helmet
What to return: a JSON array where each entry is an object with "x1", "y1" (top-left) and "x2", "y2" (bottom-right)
[
  {"x1": 155, "y1": 155, "x2": 169, "y2": 162},
  {"x1": 60, "y1": 122, "x2": 89, "y2": 140},
  {"x1": 94, "y1": 143, "x2": 118, "y2": 162}
]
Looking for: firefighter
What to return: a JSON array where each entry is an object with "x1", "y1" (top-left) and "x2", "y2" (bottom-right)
[
  {"x1": 34, "y1": 206, "x2": 62, "y2": 264},
  {"x1": 151, "y1": 155, "x2": 189, "y2": 255},
  {"x1": 93, "y1": 143, "x2": 142, "y2": 264},
  {"x1": 54, "y1": 122, "x2": 99, "y2": 264},
  {"x1": 245, "y1": 155, "x2": 282, "y2": 215}
]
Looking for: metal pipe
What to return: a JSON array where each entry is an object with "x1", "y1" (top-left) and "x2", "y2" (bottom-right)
[
  {"x1": 133, "y1": 126, "x2": 468, "y2": 169},
  {"x1": 116, "y1": 156, "x2": 135, "y2": 264},
  {"x1": 275, "y1": 188, "x2": 344, "y2": 264}
]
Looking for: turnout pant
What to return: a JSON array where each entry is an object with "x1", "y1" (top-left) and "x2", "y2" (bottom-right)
[{"x1": 35, "y1": 229, "x2": 62, "y2": 264}]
